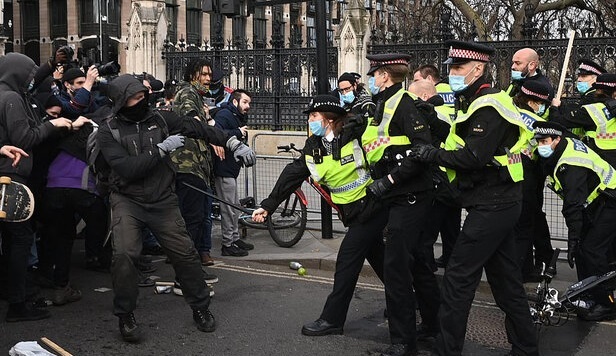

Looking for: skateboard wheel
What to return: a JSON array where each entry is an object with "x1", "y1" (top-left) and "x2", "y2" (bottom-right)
[
  {"x1": 0, "y1": 210, "x2": 6, "y2": 219},
  {"x1": 0, "y1": 176, "x2": 11, "y2": 184}
]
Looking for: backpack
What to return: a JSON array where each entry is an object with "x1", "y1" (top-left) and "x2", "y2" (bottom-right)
[{"x1": 82, "y1": 110, "x2": 169, "y2": 196}]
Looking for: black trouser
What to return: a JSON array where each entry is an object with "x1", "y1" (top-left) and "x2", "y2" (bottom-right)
[
  {"x1": 577, "y1": 199, "x2": 616, "y2": 306},
  {"x1": 384, "y1": 192, "x2": 432, "y2": 346},
  {"x1": 40, "y1": 188, "x2": 109, "y2": 287},
  {"x1": 175, "y1": 173, "x2": 208, "y2": 254},
  {"x1": 109, "y1": 192, "x2": 210, "y2": 315},
  {"x1": 422, "y1": 199, "x2": 461, "y2": 268},
  {"x1": 0, "y1": 221, "x2": 35, "y2": 304},
  {"x1": 413, "y1": 229, "x2": 441, "y2": 330},
  {"x1": 433, "y1": 202, "x2": 538, "y2": 356},
  {"x1": 320, "y1": 208, "x2": 387, "y2": 326}
]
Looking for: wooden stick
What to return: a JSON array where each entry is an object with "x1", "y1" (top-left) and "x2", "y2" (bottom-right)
[
  {"x1": 155, "y1": 281, "x2": 175, "y2": 286},
  {"x1": 40, "y1": 337, "x2": 73, "y2": 356},
  {"x1": 556, "y1": 29, "x2": 576, "y2": 100}
]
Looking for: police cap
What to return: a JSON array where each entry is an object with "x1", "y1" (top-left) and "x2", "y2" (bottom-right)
[
  {"x1": 577, "y1": 59, "x2": 607, "y2": 76},
  {"x1": 592, "y1": 73, "x2": 616, "y2": 92},
  {"x1": 443, "y1": 40, "x2": 494, "y2": 65},
  {"x1": 366, "y1": 53, "x2": 412, "y2": 75},
  {"x1": 533, "y1": 121, "x2": 565, "y2": 139},
  {"x1": 303, "y1": 95, "x2": 347, "y2": 115},
  {"x1": 520, "y1": 81, "x2": 552, "y2": 103},
  {"x1": 62, "y1": 68, "x2": 85, "y2": 83}
]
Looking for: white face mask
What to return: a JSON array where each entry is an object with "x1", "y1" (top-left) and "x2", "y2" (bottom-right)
[{"x1": 537, "y1": 144, "x2": 554, "y2": 158}]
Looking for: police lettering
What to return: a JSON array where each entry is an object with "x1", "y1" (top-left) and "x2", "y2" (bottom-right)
[
  {"x1": 572, "y1": 138, "x2": 588, "y2": 153},
  {"x1": 439, "y1": 92, "x2": 455, "y2": 105},
  {"x1": 520, "y1": 113, "x2": 536, "y2": 131},
  {"x1": 340, "y1": 154, "x2": 355, "y2": 165}
]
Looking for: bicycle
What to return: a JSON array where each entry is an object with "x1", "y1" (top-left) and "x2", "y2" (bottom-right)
[
  {"x1": 529, "y1": 248, "x2": 616, "y2": 327},
  {"x1": 266, "y1": 143, "x2": 342, "y2": 248}
]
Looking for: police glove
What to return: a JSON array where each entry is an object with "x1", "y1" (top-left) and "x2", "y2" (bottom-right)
[
  {"x1": 226, "y1": 136, "x2": 256, "y2": 167},
  {"x1": 409, "y1": 144, "x2": 438, "y2": 163},
  {"x1": 368, "y1": 176, "x2": 394, "y2": 198},
  {"x1": 567, "y1": 238, "x2": 580, "y2": 269},
  {"x1": 157, "y1": 135, "x2": 185, "y2": 155}
]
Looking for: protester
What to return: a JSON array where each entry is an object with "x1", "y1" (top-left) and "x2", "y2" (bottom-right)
[
  {"x1": 336, "y1": 72, "x2": 373, "y2": 115},
  {"x1": 98, "y1": 74, "x2": 255, "y2": 341}
]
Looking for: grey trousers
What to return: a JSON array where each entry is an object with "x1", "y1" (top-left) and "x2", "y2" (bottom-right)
[{"x1": 214, "y1": 176, "x2": 240, "y2": 247}]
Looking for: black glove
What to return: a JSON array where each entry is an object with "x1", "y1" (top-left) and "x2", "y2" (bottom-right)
[
  {"x1": 409, "y1": 144, "x2": 438, "y2": 163},
  {"x1": 157, "y1": 135, "x2": 185, "y2": 155},
  {"x1": 567, "y1": 239, "x2": 580, "y2": 269},
  {"x1": 368, "y1": 176, "x2": 393, "y2": 197},
  {"x1": 226, "y1": 136, "x2": 256, "y2": 167}
]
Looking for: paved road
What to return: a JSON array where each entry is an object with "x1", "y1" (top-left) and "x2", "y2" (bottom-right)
[{"x1": 1, "y1": 237, "x2": 615, "y2": 355}]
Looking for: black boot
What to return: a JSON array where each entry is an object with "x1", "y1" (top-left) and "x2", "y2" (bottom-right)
[
  {"x1": 6, "y1": 302, "x2": 50, "y2": 322},
  {"x1": 118, "y1": 312, "x2": 141, "y2": 342}
]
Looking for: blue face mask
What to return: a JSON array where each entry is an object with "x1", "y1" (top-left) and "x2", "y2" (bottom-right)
[
  {"x1": 449, "y1": 65, "x2": 477, "y2": 93},
  {"x1": 577, "y1": 81, "x2": 591, "y2": 94},
  {"x1": 511, "y1": 70, "x2": 525, "y2": 81},
  {"x1": 309, "y1": 120, "x2": 327, "y2": 137},
  {"x1": 537, "y1": 144, "x2": 554, "y2": 158},
  {"x1": 368, "y1": 76, "x2": 380, "y2": 95},
  {"x1": 536, "y1": 103, "x2": 546, "y2": 116},
  {"x1": 340, "y1": 91, "x2": 355, "y2": 104}
]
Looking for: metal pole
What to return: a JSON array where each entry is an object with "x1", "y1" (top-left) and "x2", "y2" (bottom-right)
[
  {"x1": 315, "y1": 0, "x2": 332, "y2": 239},
  {"x1": 99, "y1": 0, "x2": 103, "y2": 62}
]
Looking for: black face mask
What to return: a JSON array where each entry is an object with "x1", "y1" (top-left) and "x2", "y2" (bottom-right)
[{"x1": 119, "y1": 97, "x2": 149, "y2": 121}]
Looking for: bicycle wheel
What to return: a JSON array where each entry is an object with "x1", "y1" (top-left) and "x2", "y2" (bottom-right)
[{"x1": 267, "y1": 191, "x2": 307, "y2": 248}]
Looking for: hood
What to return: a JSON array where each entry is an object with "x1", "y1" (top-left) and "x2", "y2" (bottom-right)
[
  {"x1": 0, "y1": 53, "x2": 37, "y2": 93},
  {"x1": 108, "y1": 74, "x2": 149, "y2": 114}
]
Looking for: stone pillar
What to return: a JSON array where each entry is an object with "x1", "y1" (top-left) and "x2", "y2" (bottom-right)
[
  {"x1": 126, "y1": 1, "x2": 168, "y2": 79},
  {"x1": 0, "y1": 37, "x2": 7, "y2": 56},
  {"x1": 335, "y1": 0, "x2": 371, "y2": 79}
]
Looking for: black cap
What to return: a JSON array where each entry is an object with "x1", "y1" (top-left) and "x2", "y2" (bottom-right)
[
  {"x1": 520, "y1": 81, "x2": 552, "y2": 103},
  {"x1": 577, "y1": 59, "x2": 607, "y2": 76},
  {"x1": 150, "y1": 79, "x2": 164, "y2": 91},
  {"x1": 303, "y1": 95, "x2": 347, "y2": 115},
  {"x1": 592, "y1": 73, "x2": 616, "y2": 91},
  {"x1": 443, "y1": 40, "x2": 494, "y2": 65},
  {"x1": 44, "y1": 94, "x2": 62, "y2": 109},
  {"x1": 212, "y1": 68, "x2": 225, "y2": 84},
  {"x1": 62, "y1": 68, "x2": 85, "y2": 83},
  {"x1": 533, "y1": 121, "x2": 565, "y2": 139},
  {"x1": 366, "y1": 53, "x2": 412, "y2": 75},
  {"x1": 337, "y1": 72, "x2": 357, "y2": 84}
]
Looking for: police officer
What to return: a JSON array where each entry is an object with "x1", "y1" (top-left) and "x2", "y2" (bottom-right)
[
  {"x1": 512, "y1": 81, "x2": 556, "y2": 282},
  {"x1": 361, "y1": 53, "x2": 438, "y2": 356},
  {"x1": 506, "y1": 47, "x2": 554, "y2": 98},
  {"x1": 251, "y1": 95, "x2": 387, "y2": 337},
  {"x1": 409, "y1": 40, "x2": 538, "y2": 356},
  {"x1": 534, "y1": 121, "x2": 616, "y2": 321},
  {"x1": 551, "y1": 74, "x2": 616, "y2": 167}
]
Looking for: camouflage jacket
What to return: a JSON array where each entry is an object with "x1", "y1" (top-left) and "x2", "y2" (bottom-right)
[{"x1": 170, "y1": 81, "x2": 214, "y2": 185}]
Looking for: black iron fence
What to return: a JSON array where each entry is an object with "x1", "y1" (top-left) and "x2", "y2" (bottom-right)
[
  {"x1": 163, "y1": 46, "x2": 338, "y2": 131},
  {"x1": 163, "y1": 37, "x2": 615, "y2": 129}
]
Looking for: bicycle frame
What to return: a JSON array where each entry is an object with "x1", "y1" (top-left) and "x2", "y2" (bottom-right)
[{"x1": 304, "y1": 177, "x2": 341, "y2": 216}]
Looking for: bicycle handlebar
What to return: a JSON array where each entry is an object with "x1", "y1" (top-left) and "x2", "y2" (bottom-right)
[{"x1": 277, "y1": 143, "x2": 302, "y2": 154}]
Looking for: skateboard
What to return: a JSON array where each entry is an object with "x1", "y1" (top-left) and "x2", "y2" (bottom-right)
[{"x1": 0, "y1": 176, "x2": 35, "y2": 222}]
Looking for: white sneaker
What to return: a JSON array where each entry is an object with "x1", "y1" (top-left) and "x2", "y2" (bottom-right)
[{"x1": 572, "y1": 299, "x2": 595, "y2": 310}]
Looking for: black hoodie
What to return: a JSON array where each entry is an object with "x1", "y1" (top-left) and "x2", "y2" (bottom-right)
[
  {"x1": 0, "y1": 53, "x2": 58, "y2": 182},
  {"x1": 98, "y1": 75, "x2": 229, "y2": 203}
]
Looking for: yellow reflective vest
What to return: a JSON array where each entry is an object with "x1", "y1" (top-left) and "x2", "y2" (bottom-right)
[
  {"x1": 518, "y1": 108, "x2": 545, "y2": 159},
  {"x1": 443, "y1": 91, "x2": 528, "y2": 183},
  {"x1": 583, "y1": 102, "x2": 616, "y2": 150},
  {"x1": 549, "y1": 138, "x2": 616, "y2": 205},
  {"x1": 305, "y1": 139, "x2": 372, "y2": 205},
  {"x1": 436, "y1": 82, "x2": 455, "y2": 108},
  {"x1": 361, "y1": 88, "x2": 411, "y2": 164}
]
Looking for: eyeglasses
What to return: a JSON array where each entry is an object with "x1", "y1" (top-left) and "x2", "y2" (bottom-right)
[{"x1": 338, "y1": 86, "x2": 353, "y2": 94}]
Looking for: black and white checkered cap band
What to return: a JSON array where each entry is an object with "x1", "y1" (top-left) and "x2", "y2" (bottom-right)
[
  {"x1": 312, "y1": 101, "x2": 341, "y2": 109},
  {"x1": 534, "y1": 127, "x2": 562, "y2": 137},
  {"x1": 370, "y1": 59, "x2": 409, "y2": 67},
  {"x1": 579, "y1": 63, "x2": 603, "y2": 75},
  {"x1": 521, "y1": 86, "x2": 549, "y2": 100},
  {"x1": 448, "y1": 48, "x2": 490, "y2": 62},
  {"x1": 595, "y1": 81, "x2": 616, "y2": 88}
]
